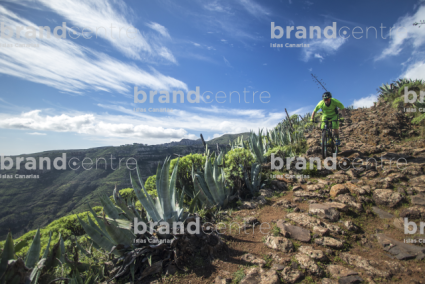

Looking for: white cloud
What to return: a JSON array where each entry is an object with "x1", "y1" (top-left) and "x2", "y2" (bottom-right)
[
  {"x1": 302, "y1": 37, "x2": 346, "y2": 62},
  {"x1": 8, "y1": 0, "x2": 175, "y2": 62},
  {"x1": 401, "y1": 60, "x2": 425, "y2": 80},
  {"x1": 314, "y1": 53, "x2": 324, "y2": 62},
  {"x1": 27, "y1": 132, "x2": 46, "y2": 135},
  {"x1": 203, "y1": 1, "x2": 231, "y2": 13},
  {"x1": 352, "y1": 94, "x2": 378, "y2": 109},
  {"x1": 375, "y1": 5, "x2": 425, "y2": 61},
  {"x1": 289, "y1": 106, "x2": 314, "y2": 116},
  {"x1": 0, "y1": 6, "x2": 186, "y2": 94},
  {"x1": 146, "y1": 22, "x2": 171, "y2": 38}
]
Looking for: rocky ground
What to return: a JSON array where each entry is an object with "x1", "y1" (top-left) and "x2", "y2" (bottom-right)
[{"x1": 152, "y1": 102, "x2": 425, "y2": 284}]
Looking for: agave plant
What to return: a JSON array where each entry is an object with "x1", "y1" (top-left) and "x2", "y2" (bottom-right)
[
  {"x1": 242, "y1": 163, "x2": 263, "y2": 195},
  {"x1": 191, "y1": 151, "x2": 233, "y2": 208},
  {"x1": 248, "y1": 129, "x2": 269, "y2": 164},
  {"x1": 0, "y1": 229, "x2": 95, "y2": 284}
]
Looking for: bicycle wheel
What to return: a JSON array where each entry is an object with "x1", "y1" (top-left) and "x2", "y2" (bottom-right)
[
  {"x1": 329, "y1": 130, "x2": 335, "y2": 156},
  {"x1": 321, "y1": 130, "x2": 327, "y2": 159}
]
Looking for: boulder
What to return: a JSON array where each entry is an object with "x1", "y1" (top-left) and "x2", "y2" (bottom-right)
[
  {"x1": 298, "y1": 246, "x2": 328, "y2": 261},
  {"x1": 411, "y1": 195, "x2": 425, "y2": 207},
  {"x1": 314, "y1": 237, "x2": 344, "y2": 249},
  {"x1": 372, "y1": 189, "x2": 403, "y2": 208},
  {"x1": 294, "y1": 253, "x2": 322, "y2": 275},
  {"x1": 372, "y1": 207, "x2": 394, "y2": 219},
  {"x1": 375, "y1": 233, "x2": 425, "y2": 260},
  {"x1": 276, "y1": 220, "x2": 311, "y2": 242},
  {"x1": 279, "y1": 267, "x2": 303, "y2": 284},
  {"x1": 309, "y1": 203, "x2": 340, "y2": 222},
  {"x1": 400, "y1": 206, "x2": 425, "y2": 219},
  {"x1": 339, "y1": 253, "x2": 389, "y2": 278},
  {"x1": 330, "y1": 184, "x2": 349, "y2": 197},
  {"x1": 264, "y1": 235, "x2": 294, "y2": 252}
]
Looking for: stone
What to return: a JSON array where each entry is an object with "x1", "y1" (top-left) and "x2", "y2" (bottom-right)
[
  {"x1": 240, "y1": 267, "x2": 280, "y2": 284},
  {"x1": 313, "y1": 226, "x2": 330, "y2": 236},
  {"x1": 256, "y1": 196, "x2": 267, "y2": 206},
  {"x1": 411, "y1": 195, "x2": 425, "y2": 207},
  {"x1": 372, "y1": 207, "x2": 394, "y2": 219},
  {"x1": 321, "y1": 279, "x2": 337, "y2": 284},
  {"x1": 345, "y1": 182, "x2": 366, "y2": 195},
  {"x1": 338, "y1": 275, "x2": 364, "y2": 284},
  {"x1": 335, "y1": 194, "x2": 363, "y2": 212},
  {"x1": 243, "y1": 216, "x2": 259, "y2": 225},
  {"x1": 240, "y1": 201, "x2": 257, "y2": 209},
  {"x1": 307, "y1": 183, "x2": 325, "y2": 191},
  {"x1": 309, "y1": 203, "x2": 340, "y2": 222},
  {"x1": 215, "y1": 275, "x2": 228, "y2": 284},
  {"x1": 293, "y1": 191, "x2": 324, "y2": 198},
  {"x1": 259, "y1": 189, "x2": 274, "y2": 198},
  {"x1": 343, "y1": 221, "x2": 359, "y2": 232},
  {"x1": 276, "y1": 220, "x2": 311, "y2": 242},
  {"x1": 273, "y1": 199, "x2": 296, "y2": 208},
  {"x1": 294, "y1": 253, "x2": 322, "y2": 275},
  {"x1": 339, "y1": 253, "x2": 389, "y2": 278},
  {"x1": 292, "y1": 185, "x2": 303, "y2": 191},
  {"x1": 314, "y1": 237, "x2": 344, "y2": 249},
  {"x1": 286, "y1": 213, "x2": 345, "y2": 235},
  {"x1": 330, "y1": 184, "x2": 349, "y2": 197},
  {"x1": 327, "y1": 264, "x2": 359, "y2": 278},
  {"x1": 375, "y1": 233, "x2": 425, "y2": 260},
  {"x1": 373, "y1": 189, "x2": 403, "y2": 208},
  {"x1": 298, "y1": 246, "x2": 328, "y2": 261},
  {"x1": 400, "y1": 206, "x2": 425, "y2": 219},
  {"x1": 264, "y1": 235, "x2": 294, "y2": 252},
  {"x1": 279, "y1": 267, "x2": 303, "y2": 284},
  {"x1": 241, "y1": 253, "x2": 266, "y2": 267},
  {"x1": 321, "y1": 202, "x2": 349, "y2": 212}
]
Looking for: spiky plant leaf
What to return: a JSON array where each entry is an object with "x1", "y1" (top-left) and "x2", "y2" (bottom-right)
[
  {"x1": 25, "y1": 228, "x2": 41, "y2": 269},
  {"x1": 0, "y1": 232, "x2": 14, "y2": 277}
]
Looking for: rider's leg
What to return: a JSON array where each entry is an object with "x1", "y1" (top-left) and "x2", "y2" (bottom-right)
[{"x1": 334, "y1": 129, "x2": 339, "y2": 140}]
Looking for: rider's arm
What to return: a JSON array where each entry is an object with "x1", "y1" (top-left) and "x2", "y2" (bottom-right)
[
  {"x1": 311, "y1": 101, "x2": 323, "y2": 121},
  {"x1": 332, "y1": 98, "x2": 345, "y2": 109}
]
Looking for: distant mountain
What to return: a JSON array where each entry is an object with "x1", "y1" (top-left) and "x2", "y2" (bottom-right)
[{"x1": 0, "y1": 132, "x2": 247, "y2": 239}]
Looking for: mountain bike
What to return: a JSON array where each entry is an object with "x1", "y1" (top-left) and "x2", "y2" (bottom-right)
[{"x1": 314, "y1": 117, "x2": 344, "y2": 159}]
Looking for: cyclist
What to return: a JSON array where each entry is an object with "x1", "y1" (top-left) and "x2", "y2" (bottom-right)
[{"x1": 310, "y1": 92, "x2": 345, "y2": 145}]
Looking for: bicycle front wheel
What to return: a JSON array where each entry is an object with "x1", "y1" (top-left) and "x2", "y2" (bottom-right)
[{"x1": 321, "y1": 130, "x2": 327, "y2": 159}]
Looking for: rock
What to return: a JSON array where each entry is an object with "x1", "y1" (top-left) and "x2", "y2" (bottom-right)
[
  {"x1": 343, "y1": 221, "x2": 359, "y2": 232},
  {"x1": 264, "y1": 235, "x2": 294, "y2": 252},
  {"x1": 298, "y1": 246, "x2": 328, "y2": 261},
  {"x1": 270, "y1": 181, "x2": 287, "y2": 191},
  {"x1": 276, "y1": 220, "x2": 311, "y2": 242},
  {"x1": 314, "y1": 237, "x2": 344, "y2": 249},
  {"x1": 400, "y1": 206, "x2": 425, "y2": 219},
  {"x1": 293, "y1": 197, "x2": 302, "y2": 202},
  {"x1": 338, "y1": 275, "x2": 364, "y2": 284},
  {"x1": 375, "y1": 233, "x2": 425, "y2": 260},
  {"x1": 411, "y1": 195, "x2": 425, "y2": 207},
  {"x1": 241, "y1": 253, "x2": 266, "y2": 267},
  {"x1": 345, "y1": 182, "x2": 367, "y2": 195},
  {"x1": 239, "y1": 267, "x2": 280, "y2": 284},
  {"x1": 330, "y1": 184, "x2": 349, "y2": 197},
  {"x1": 313, "y1": 226, "x2": 330, "y2": 236},
  {"x1": 279, "y1": 267, "x2": 303, "y2": 284},
  {"x1": 327, "y1": 265, "x2": 359, "y2": 278},
  {"x1": 309, "y1": 203, "x2": 340, "y2": 222},
  {"x1": 259, "y1": 189, "x2": 274, "y2": 198},
  {"x1": 256, "y1": 196, "x2": 267, "y2": 206},
  {"x1": 293, "y1": 191, "x2": 324, "y2": 198},
  {"x1": 286, "y1": 213, "x2": 345, "y2": 235},
  {"x1": 215, "y1": 275, "x2": 228, "y2": 284},
  {"x1": 339, "y1": 253, "x2": 389, "y2": 278},
  {"x1": 292, "y1": 185, "x2": 303, "y2": 191},
  {"x1": 273, "y1": 199, "x2": 296, "y2": 208},
  {"x1": 240, "y1": 201, "x2": 257, "y2": 209},
  {"x1": 307, "y1": 183, "x2": 325, "y2": 191},
  {"x1": 335, "y1": 194, "x2": 363, "y2": 212},
  {"x1": 294, "y1": 253, "x2": 322, "y2": 275},
  {"x1": 321, "y1": 279, "x2": 337, "y2": 284},
  {"x1": 321, "y1": 202, "x2": 349, "y2": 212},
  {"x1": 372, "y1": 207, "x2": 394, "y2": 219},
  {"x1": 243, "y1": 216, "x2": 259, "y2": 225},
  {"x1": 373, "y1": 189, "x2": 403, "y2": 208}
]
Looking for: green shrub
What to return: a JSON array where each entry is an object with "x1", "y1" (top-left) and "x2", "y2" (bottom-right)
[
  {"x1": 170, "y1": 153, "x2": 206, "y2": 196},
  {"x1": 224, "y1": 148, "x2": 255, "y2": 188},
  {"x1": 265, "y1": 145, "x2": 286, "y2": 160},
  {"x1": 144, "y1": 175, "x2": 158, "y2": 197}
]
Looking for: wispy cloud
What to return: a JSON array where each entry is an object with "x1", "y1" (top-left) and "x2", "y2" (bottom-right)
[
  {"x1": 27, "y1": 132, "x2": 47, "y2": 135},
  {"x1": 0, "y1": 6, "x2": 186, "y2": 94},
  {"x1": 375, "y1": 5, "x2": 425, "y2": 61},
  {"x1": 146, "y1": 22, "x2": 171, "y2": 38},
  {"x1": 8, "y1": 0, "x2": 176, "y2": 62},
  {"x1": 302, "y1": 37, "x2": 346, "y2": 62},
  {"x1": 223, "y1": 56, "x2": 233, "y2": 67},
  {"x1": 237, "y1": 0, "x2": 270, "y2": 18}
]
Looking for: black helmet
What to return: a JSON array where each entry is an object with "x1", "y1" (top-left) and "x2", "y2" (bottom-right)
[{"x1": 322, "y1": 92, "x2": 332, "y2": 100}]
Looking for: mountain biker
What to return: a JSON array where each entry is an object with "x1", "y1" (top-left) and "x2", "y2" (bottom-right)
[{"x1": 310, "y1": 92, "x2": 345, "y2": 145}]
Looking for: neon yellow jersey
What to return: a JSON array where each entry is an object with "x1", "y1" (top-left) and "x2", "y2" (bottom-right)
[{"x1": 314, "y1": 98, "x2": 345, "y2": 117}]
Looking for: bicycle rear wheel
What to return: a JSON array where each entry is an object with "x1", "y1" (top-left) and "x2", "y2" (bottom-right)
[{"x1": 321, "y1": 130, "x2": 327, "y2": 159}]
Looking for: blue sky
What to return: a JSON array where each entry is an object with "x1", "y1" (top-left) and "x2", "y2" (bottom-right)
[{"x1": 0, "y1": 0, "x2": 424, "y2": 155}]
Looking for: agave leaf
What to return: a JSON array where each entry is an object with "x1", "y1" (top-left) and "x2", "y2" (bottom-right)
[
  {"x1": 113, "y1": 186, "x2": 136, "y2": 220},
  {"x1": 87, "y1": 203, "x2": 108, "y2": 235},
  {"x1": 157, "y1": 157, "x2": 172, "y2": 220},
  {"x1": 0, "y1": 231, "x2": 15, "y2": 277},
  {"x1": 25, "y1": 228, "x2": 41, "y2": 269},
  {"x1": 13, "y1": 240, "x2": 27, "y2": 255},
  {"x1": 76, "y1": 215, "x2": 119, "y2": 255},
  {"x1": 133, "y1": 165, "x2": 161, "y2": 221},
  {"x1": 99, "y1": 194, "x2": 123, "y2": 220},
  {"x1": 30, "y1": 258, "x2": 46, "y2": 282},
  {"x1": 103, "y1": 215, "x2": 133, "y2": 247},
  {"x1": 169, "y1": 158, "x2": 180, "y2": 212},
  {"x1": 42, "y1": 231, "x2": 52, "y2": 259},
  {"x1": 76, "y1": 240, "x2": 91, "y2": 257},
  {"x1": 204, "y1": 157, "x2": 220, "y2": 204}
]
